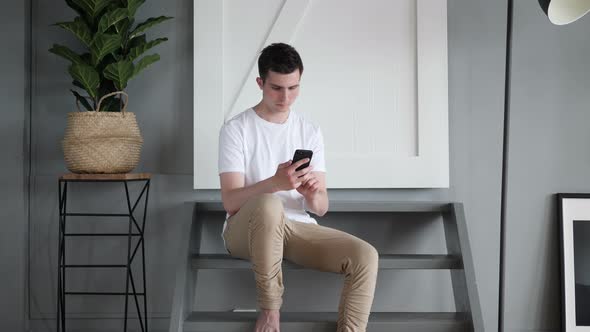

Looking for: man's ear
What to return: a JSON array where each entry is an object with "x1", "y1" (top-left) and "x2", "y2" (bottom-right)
[{"x1": 256, "y1": 77, "x2": 264, "y2": 89}]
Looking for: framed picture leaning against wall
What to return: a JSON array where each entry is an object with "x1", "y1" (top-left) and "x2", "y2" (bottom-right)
[{"x1": 558, "y1": 193, "x2": 590, "y2": 332}]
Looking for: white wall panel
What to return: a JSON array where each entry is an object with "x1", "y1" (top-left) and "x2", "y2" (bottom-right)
[{"x1": 194, "y1": 0, "x2": 448, "y2": 188}]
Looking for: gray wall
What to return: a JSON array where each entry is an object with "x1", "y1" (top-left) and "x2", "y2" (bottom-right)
[
  {"x1": 25, "y1": 0, "x2": 506, "y2": 331},
  {"x1": 504, "y1": 1, "x2": 590, "y2": 332},
  {"x1": 1, "y1": 0, "x2": 29, "y2": 331},
  {"x1": 14, "y1": 0, "x2": 589, "y2": 331}
]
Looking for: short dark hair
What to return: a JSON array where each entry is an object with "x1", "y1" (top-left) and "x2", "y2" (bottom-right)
[{"x1": 258, "y1": 43, "x2": 304, "y2": 82}]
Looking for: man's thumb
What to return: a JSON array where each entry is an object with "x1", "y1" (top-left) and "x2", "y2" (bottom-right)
[{"x1": 279, "y1": 160, "x2": 292, "y2": 168}]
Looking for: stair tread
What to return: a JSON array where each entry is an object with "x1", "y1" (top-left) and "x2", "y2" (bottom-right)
[
  {"x1": 194, "y1": 200, "x2": 452, "y2": 213},
  {"x1": 186, "y1": 311, "x2": 470, "y2": 322},
  {"x1": 191, "y1": 253, "x2": 462, "y2": 270}
]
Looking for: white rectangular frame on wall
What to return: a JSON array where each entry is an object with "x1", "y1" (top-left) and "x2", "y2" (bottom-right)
[
  {"x1": 194, "y1": 0, "x2": 448, "y2": 189},
  {"x1": 558, "y1": 194, "x2": 590, "y2": 332}
]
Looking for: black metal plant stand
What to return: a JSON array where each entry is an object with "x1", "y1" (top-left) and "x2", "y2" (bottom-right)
[{"x1": 57, "y1": 173, "x2": 151, "y2": 332}]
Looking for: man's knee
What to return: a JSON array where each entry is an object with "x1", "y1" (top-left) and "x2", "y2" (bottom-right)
[
  {"x1": 362, "y1": 242, "x2": 379, "y2": 271},
  {"x1": 349, "y1": 240, "x2": 379, "y2": 273},
  {"x1": 248, "y1": 194, "x2": 284, "y2": 226}
]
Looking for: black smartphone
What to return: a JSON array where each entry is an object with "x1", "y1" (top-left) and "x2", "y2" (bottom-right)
[{"x1": 292, "y1": 149, "x2": 313, "y2": 172}]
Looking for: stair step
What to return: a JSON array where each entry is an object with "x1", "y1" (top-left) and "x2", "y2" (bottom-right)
[
  {"x1": 195, "y1": 200, "x2": 452, "y2": 213},
  {"x1": 184, "y1": 311, "x2": 471, "y2": 332},
  {"x1": 191, "y1": 254, "x2": 462, "y2": 270}
]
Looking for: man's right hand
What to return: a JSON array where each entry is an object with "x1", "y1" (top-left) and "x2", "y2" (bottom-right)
[{"x1": 271, "y1": 158, "x2": 313, "y2": 192}]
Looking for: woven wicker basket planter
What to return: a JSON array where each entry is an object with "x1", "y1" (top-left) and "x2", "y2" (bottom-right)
[{"x1": 62, "y1": 92, "x2": 143, "y2": 174}]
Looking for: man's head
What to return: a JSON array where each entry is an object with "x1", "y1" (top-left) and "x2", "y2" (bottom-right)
[
  {"x1": 257, "y1": 43, "x2": 304, "y2": 82},
  {"x1": 256, "y1": 43, "x2": 304, "y2": 115}
]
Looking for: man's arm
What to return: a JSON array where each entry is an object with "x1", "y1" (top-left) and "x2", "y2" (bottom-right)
[
  {"x1": 219, "y1": 172, "x2": 276, "y2": 216},
  {"x1": 298, "y1": 171, "x2": 329, "y2": 216},
  {"x1": 220, "y1": 158, "x2": 313, "y2": 216}
]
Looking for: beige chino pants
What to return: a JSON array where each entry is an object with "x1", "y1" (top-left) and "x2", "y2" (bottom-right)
[{"x1": 222, "y1": 194, "x2": 379, "y2": 332}]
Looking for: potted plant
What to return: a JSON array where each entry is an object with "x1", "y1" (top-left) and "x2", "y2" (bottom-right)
[{"x1": 50, "y1": 0, "x2": 172, "y2": 173}]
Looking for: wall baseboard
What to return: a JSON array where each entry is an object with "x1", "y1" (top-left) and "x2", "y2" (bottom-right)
[
  {"x1": 505, "y1": 329, "x2": 559, "y2": 332},
  {"x1": 29, "y1": 317, "x2": 169, "y2": 332},
  {"x1": 30, "y1": 312, "x2": 169, "y2": 320}
]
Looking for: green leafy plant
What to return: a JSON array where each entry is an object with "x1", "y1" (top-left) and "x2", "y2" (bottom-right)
[{"x1": 49, "y1": 0, "x2": 172, "y2": 111}]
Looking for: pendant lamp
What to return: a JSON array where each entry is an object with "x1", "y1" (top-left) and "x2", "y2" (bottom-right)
[{"x1": 538, "y1": 0, "x2": 590, "y2": 25}]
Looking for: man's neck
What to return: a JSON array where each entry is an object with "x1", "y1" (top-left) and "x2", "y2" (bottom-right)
[{"x1": 253, "y1": 103, "x2": 290, "y2": 124}]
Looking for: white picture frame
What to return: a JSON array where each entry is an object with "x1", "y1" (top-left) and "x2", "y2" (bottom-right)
[{"x1": 558, "y1": 193, "x2": 590, "y2": 332}]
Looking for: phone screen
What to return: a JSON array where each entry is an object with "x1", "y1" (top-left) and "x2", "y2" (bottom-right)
[{"x1": 292, "y1": 149, "x2": 313, "y2": 172}]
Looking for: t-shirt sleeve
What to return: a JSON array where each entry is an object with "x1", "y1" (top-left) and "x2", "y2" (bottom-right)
[
  {"x1": 310, "y1": 126, "x2": 327, "y2": 172},
  {"x1": 218, "y1": 123, "x2": 245, "y2": 174}
]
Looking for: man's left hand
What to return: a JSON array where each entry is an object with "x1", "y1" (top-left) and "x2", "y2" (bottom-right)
[{"x1": 296, "y1": 170, "x2": 320, "y2": 199}]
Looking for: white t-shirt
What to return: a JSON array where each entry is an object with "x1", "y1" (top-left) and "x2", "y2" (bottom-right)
[{"x1": 218, "y1": 108, "x2": 327, "y2": 235}]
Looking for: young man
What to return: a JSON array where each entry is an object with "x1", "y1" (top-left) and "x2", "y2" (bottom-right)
[{"x1": 218, "y1": 43, "x2": 378, "y2": 332}]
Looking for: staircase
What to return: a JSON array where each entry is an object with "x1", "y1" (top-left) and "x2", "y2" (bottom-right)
[{"x1": 169, "y1": 201, "x2": 483, "y2": 332}]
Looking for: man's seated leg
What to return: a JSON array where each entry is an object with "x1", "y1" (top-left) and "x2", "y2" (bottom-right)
[
  {"x1": 283, "y1": 221, "x2": 379, "y2": 332},
  {"x1": 222, "y1": 194, "x2": 287, "y2": 330}
]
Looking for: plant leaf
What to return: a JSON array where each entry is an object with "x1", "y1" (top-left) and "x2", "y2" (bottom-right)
[
  {"x1": 80, "y1": 52, "x2": 92, "y2": 63},
  {"x1": 71, "y1": 0, "x2": 114, "y2": 18},
  {"x1": 72, "y1": 80, "x2": 86, "y2": 91},
  {"x1": 133, "y1": 54, "x2": 159, "y2": 77},
  {"x1": 49, "y1": 44, "x2": 85, "y2": 65},
  {"x1": 127, "y1": 34, "x2": 145, "y2": 49},
  {"x1": 97, "y1": 81, "x2": 117, "y2": 100},
  {"x1": 70, "y1": 89, "x2": 94, "y2": 111},
  {"x1": 128, "y1": 37, "x2": 167, "y2": 61},
  {"x1": 91, "y1": 33, "x2": 121, "y2": 66},
  {"x1": 98, "y1": 8, "x2": 128, "y2": 33},
  {"x1": 126, "y1": 0, "x2": 145, "y2": 17},
  {"x1": 54, "y1": 17, "x2": 93, "y2": 47},
  {"x1": 68, "y1": 63, "x2": 100, "y2": 99},
  {"x1": 103, "y1": 51, "x2": 119, "y2": 61},
  {"x1": 64, "y1": 0, "x2": 94, "y2": 24},
  {"x1": 103, "y1": 60, "x2": 134, "y2": 90},
  {"x1": 129, "y1": 16, "x2": 173, "y2": 40},
  {"x1": 115, "y1": 17, "x2": 132, "y2": 35},
  {"x1": 65, "y1": 0, "x2": 85, "y2": 16}
]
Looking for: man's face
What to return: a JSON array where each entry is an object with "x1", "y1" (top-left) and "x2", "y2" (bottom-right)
[{"x1": 257, "y1": 70, "x2": 301, "y2": 114}]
